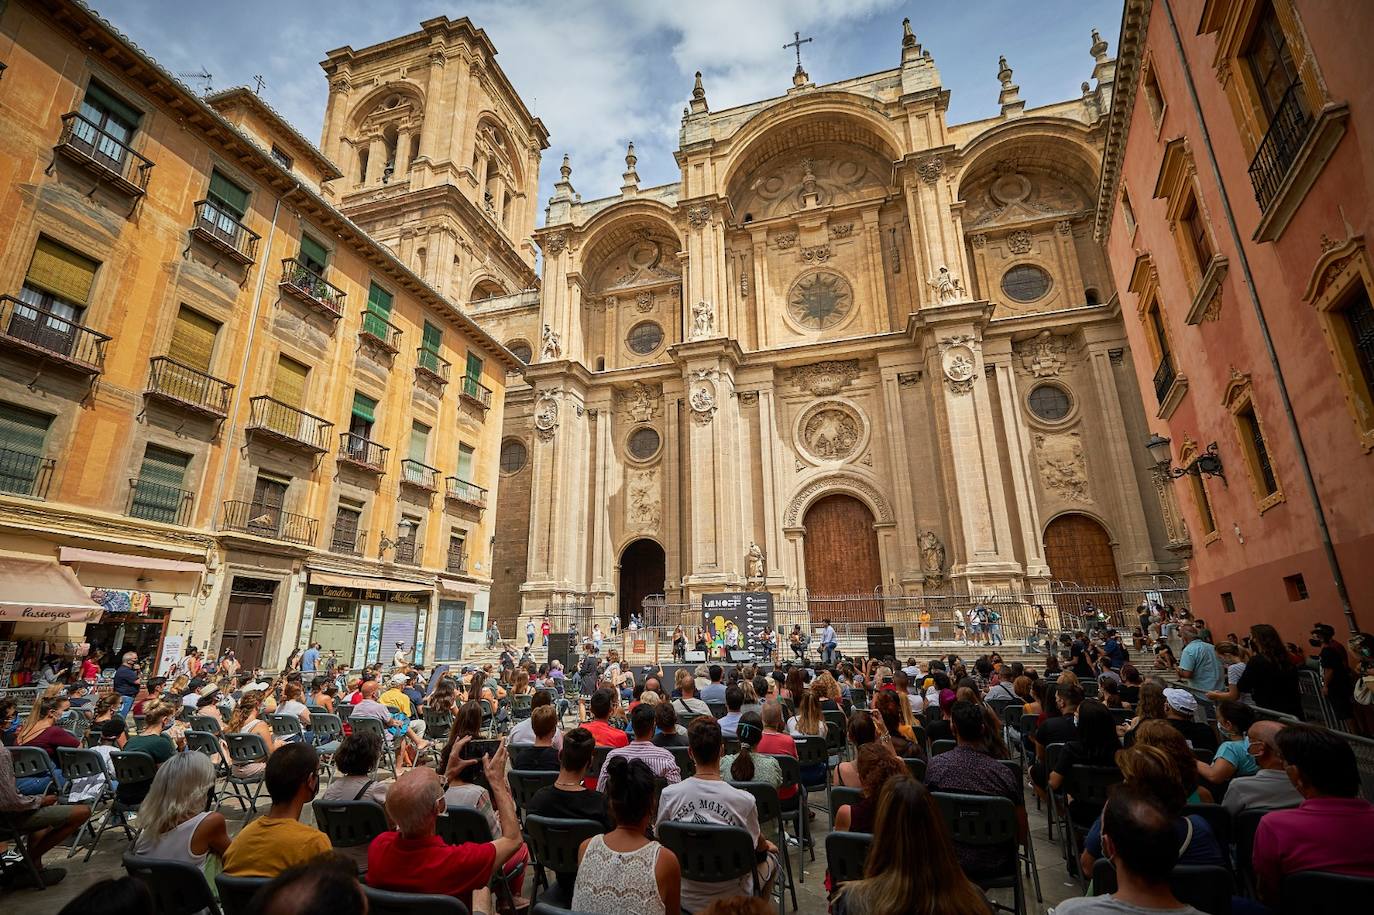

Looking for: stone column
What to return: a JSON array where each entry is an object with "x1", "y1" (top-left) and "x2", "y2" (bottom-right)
[
  {"x1": 366, "y1": 135, "x2": 386, "y2": 185},
  {"x1": 395, "y1": 128, "x2": 412, "y2": 178},
  {"x1": 663, "y1": 391, "x2": 683, "y2": 595},
  {"x1": 987, "y1": 345, "x2": 1051, "y2": 578},
  {"x1": 755, "y1": 384, "x2": 788, "y2": 587},
  {"x1": 676, "y1": 339, "x2": 744, "y2": 593},
  {"x1": 1085, "y1": 342, "x2": 1156, "y2": 573},
  {"x1": 590, "y1": 407, "x2": 614, "y2": 593},
  {"x1": 749, "y1": 228, "x2": 770, "y2": 349},
  {"x1": 878, "y1": 365, "x2": 923, "y2": 584}
]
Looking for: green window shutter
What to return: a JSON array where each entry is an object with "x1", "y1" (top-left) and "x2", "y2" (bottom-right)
[
  {"x1": 367, "y1": 282, "x2": 394, "y2": 316},
  {"x1": 298, "y1": 235, "x2": 329, "y2": 272},
  {"x1": 138, "y1": 445, "x2": 190, "y2": 489},
  {"x1": 422, "y1": 321, "x2": 442, "y2": 353},
  {"x1": 408, "y1": 422, "x2": 429, "y2": 462},
  {"x1": 465, "y1": 353, "x2": 483, "y2": 381},
  {"x1": 208, "y1": 170, "x2": 249, "y2": 219},
  {"x1": 457, "y1": 444, "x2": 474, "y2": 481},
  {"x1": 0, "y1": 403, "x2": 52, "y2": 455},
  {"x1": 168, "y1": 307, "x2": 219, "y2": 372},
  {"x1": 83, "y1": 82, "x2": 142, "y2": 128},
  {"x1": 352, "y1": 392, "x2": 377, "y2": 423},
  {"x1": 26, "y1": 238, "x2": 99, "y2": 306}
]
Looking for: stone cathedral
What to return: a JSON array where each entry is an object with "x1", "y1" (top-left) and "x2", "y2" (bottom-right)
[{"x1": 319, "y1": 18, "x2": 1188, "y2": 632}]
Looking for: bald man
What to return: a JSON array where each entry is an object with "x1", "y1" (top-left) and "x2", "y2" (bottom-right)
[{"x1": 1222, "y1": 720, "x2": 1303, "y2": 815}]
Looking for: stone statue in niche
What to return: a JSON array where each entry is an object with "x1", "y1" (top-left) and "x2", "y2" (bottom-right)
[
  {"x1": 746, "y1": 542, "x2": 766, "y2": 579},
  {"x1": 690, "y1": 299, "x2": 714, "y2": 340},
  {"x1": 803, "y1": 406, "x2": 861, "y2": 461},
  {"x1": 927, "y1": 266, "x2": 965, "y2": 305},
  {"x1": 540, "y1": 324, "x2": 562, "y2": 360},
  {"x1": 919, "y1": 531, "x2": 946, "y2": 588}
]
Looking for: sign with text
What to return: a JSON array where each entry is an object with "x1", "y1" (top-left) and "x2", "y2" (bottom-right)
[{"x1": 702, "y1": 592, "x2": 775, "y2": 662}]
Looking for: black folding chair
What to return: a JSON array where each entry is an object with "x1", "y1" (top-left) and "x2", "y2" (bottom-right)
[
  {"x1": 768, "y1": 753, "x2": 810, "y2": 876},
  {"x1": 523, "y1": 815, "x2": 605, "y2": 905},
  {"x1": 590, "y1": 744, "x2": 613, "y2": 781},
  {"x1": 829, "y1": 785, "x2": 862, "y2": 823},
  {"x1": 658, "y1": 821, "x2": 767, "y2": 901},
  {"x1": 932, "y1": 791, "x2": 1026, "y2": 915},
  {"x1": 903, "y1": 756, "x2": 927, "y2": 781},
  {"x1": 9, "y1": 746, "x2": 57, "y2": 794},
  {"x1": 735, "y1": 781, "x2": 796, "y2": 914},
  {"x1": 932, "y1": 739, "x2": 957, "y2": 756},
  {"x1": 269, "y1": 713, "x2": 306, "y2": 743},
  {"x1": 123, "y1": 853, "x2": 221, "y2": 915},
  {"x1": 510, "y1": 694, "x2": 533, "y2": 722},
  {"x1": 347, "y1": 717, "x2": 396, "y2": 776},
  {"x1": 312, "y1": 713, "x2": 344, "y2": 755},
  {"x1": 1064, "y1": 764, "x2": 1123, "y2": 873},
  {"x1": 184, "y1": 729, "x2": 234, "y2": 810},
  {"x1": 86, "y1": 751, "x2": 156, "y2": 860},
  {"x1": 437, "y1": 806, "x2": 524, "y2": 912},
  {"x1": 1234, "y1": 806, "x2": 1293, "y2": 896},
  {"x1": 825, "y1": 831, "x2": 872, "y2": 888},
  {"x1": 0, "y1": 809, "x2": 47, "y2": 888},
  {"x1": 1183, "y1": 802, "x2": 1233, "y2": 851},
  {"x1": 1093, "y1": 860, "x2": 1232, "y2": 915},
  {"x1": 191, "y1": 715, "x2": 222, "y2": 735},
  {"x1": 423, "y1": 709, "x2": 453, "y2": 742},
  {"x1": 364, "y1": 886, "x2": 469, "y2": 915},
  {"x1": 507, "y1": 769, "x2": 558, "y2": 820},
  {"x1": 225, "y1": 732, "x2": 270, "y2": 816},
  {"x1": 58, "y1": 746, "x2": 113, "y2": 856},
  {"x1": 1279, "y1": 870, "x2": 1374, "y2": 914},
  {"x1": 668, "y1": 745, "x2": 696, "y2": 779},
  {"x1": 823, "y1": 712, "x2": 849, "y2": 761},
  {"x1": 312, "y1": 799, "x2": 388, "y2": 849},
  {"x1": 999, "y1": 758, "x2": 1042, "y2": 903},
  {"x1": 707, "y1": 701, "x2": 728, "y2": 719},
  {"x1": 215, "y1": 873, "x2": 270, "y2": 915}
]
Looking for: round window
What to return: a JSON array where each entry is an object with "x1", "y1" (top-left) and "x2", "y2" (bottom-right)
[
  {"x1": 627, "y1": 321, "x2": 664, "y2": 355},
  {"x1": 1001, "y1": 264, "x2": 1052, "y2": 303},
  {"x1": 507, "y1": 341, "x2": 532, "y2": 363},
  {"x1": 627, "y1": 426, "x2": 661, "y2": 461},
  {"x1": 499, "y1": 439, "x2": 528, "y2": 474},
  {"x1": 1027, "y1": 384, "x2": 1072, "y2": 421}
]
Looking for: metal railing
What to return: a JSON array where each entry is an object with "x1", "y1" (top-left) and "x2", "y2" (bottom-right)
[
  {"x1": 127, "y1": 478, "x2": 194, "y2": 526},
  {"x1": 1153, "y1": 353, "x2": 1177, "y2": 405},
  {"x1": 330, "y1": 528, "x2": 365, "y2": 556},
  {"x1": 246, "y1": 396, "x2": 333, "y2": 453},
  {"x1": 192, "y1": 199, "x2": 260, "y2": 263},
  {"x1": 338, "y1": 432, "x2": 388, "y2": 472},
  {"x1": 279, "y1": 258, "x2": 346, "y2": 318},
  {"x1": 446, "y1": 546, "x2": 468, "y2": 574},
  {"x1": 400, "y1": 458, "x2": 439, "y2": 490},
  {"x1": 56, "y1": 112, "x2": 154, "y2": 192},
  {"x1": 394, "y1": 537, "x2": 418, "y2": 565},
  {"x1": 0, "y1": 447, "x2": 55, "y2": 499},
  {"x1": 445, "y1": 476, "x2": 488, "y2": 508},
  {"x1": 416, "y1": 346, "x2": 451, "y2": 383},
  {"x1": 145, "y1": 356, "x2": 233, "y2": 416},
  {"x1": 1248, "y1": 82, "x2": 1313, "y2": 211},
  {"x1": 459, "y1": 375, "x2": 492, "y2": 409},
  {"x1": 221, "y1": 500, "x2": 317, "y2": 545},
  {"x1": 360, "y1": 309, "x2": 402, "y2": 352},
  {"x1": 0, "y1": 295, "x2": 110, "y2": 373}
]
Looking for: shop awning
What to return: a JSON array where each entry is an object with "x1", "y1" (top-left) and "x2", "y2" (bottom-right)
[
  {"x1": 309, "y1": 570, "x2": 432, "y2": 593},
  {"x1": 438, "y1": 578, "x2": 480, "y2": 596},
  {"x1": 0, "y1": 558, "x2": 104, "y2": 622},
  {"x1": 58, "y1": 546, "x2": 205, "y2": 573}
]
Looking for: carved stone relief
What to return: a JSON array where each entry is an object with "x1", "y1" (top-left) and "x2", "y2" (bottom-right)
[
  {"x1": 927, "y1": 266, "x2": 965, "y2": 305},
  {"x1": 774, "y1": 232, "x2": 798, "y2": 250},
  {"x1": 784, "y1": 473, "x2": 894, "y2": 526},
  {"x1": 800, "y1": 244, "x2": 832, "y2": 265},
  {"x1": 735, "y1": 151, "x2": 888, "y2": 219},
  {"x1": 627, "y1": 468, "x2": 661, "y2": 528},
  {"x1": 829, "y1": 223, "x2": 854, "y2": 239},
  {"x1": 636, "y1": 291, "x2": 654, "y2": 313},
  {"x1": 1035, "y1": 430, "x2": 1089, "y2": 502},
  {"x1": 597, "y1": 231, "x2": 682, "y2": 293},
  {"x1": 1007, "y1": 230, "x2": 1033, "y2": 254},
  {"x1": 615, "y1": 382, "x2": 661, "y2": 423},
  {"x1": 788, "y1": 359, "x2": 861, "y2": 396},
  {"x1": 919, "y1": 530, "x2": 946, "y2": 588},
  {"x1": 540, "y1": 324, "x2": 562, "y2": 361},
  {"x1": 1016, "y1": 330, "x2": 1069, "y2": 377},
  {"x1": 689, "y1": 370, "x2": 718, "y2": 425},
  {"x1": 542, "y1": 233, "x2": 567, "y2": 255},
  {"x1": 534, "y1": 392, "x2": 560, "y2": 441},
  {"x1": 939, "y1": 334, "x2": 979, "y2": 395},
  {"x1": 800, "y1": 402, "x2": 863, "y2": 462},
  {"x1": 690, "y1": 300, "x2": 715, "y2": 340}
]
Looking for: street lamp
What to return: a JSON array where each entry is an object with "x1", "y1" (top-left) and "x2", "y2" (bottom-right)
[{"x1": 1144, "y1": 433, "x2": 1225, "y2": 484}]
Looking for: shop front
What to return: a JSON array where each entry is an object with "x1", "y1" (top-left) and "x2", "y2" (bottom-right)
[{"x1": 298, "y1": 570, "x2": 433, "y2": 670}]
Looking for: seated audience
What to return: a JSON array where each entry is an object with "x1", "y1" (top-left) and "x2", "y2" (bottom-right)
[
  {"x1": 832, "y1": 776, "x2": 988, "y2": 915},
  {"x1": 513, "y1": 706, "x2": 562, "y2": 771},
  {"x1": 833, "y1": 744, "x2": 906, "y2": 833},
  {"x1": 597, "y1": 703, "x2": 681, "y2": 787},
  {"x1": 506, "y1": 690, "x2": 564, "y2": 750},
  {"x1": 1251, "y1": 723, "x2": 1374, "y2": 904},
  {"x1": 223, "y1": 743, "x2": 331, "y2": 877},
  {"x1": 835, "y1": 711, "x2": 878, "y2": 788},
  {"x1": 133, "y1": 751, "x2": 231, "y2": 872},
  {"x1": 227, "y1": 691, "x2": 278, "y2": 781},
  {"x1": 1121, "y1": 681, "x2": 1167, "y2": 746},
  {"x1": 657, "y1": 718, "x2": 777, "y2": 912},
  {"x1": 1159, "y1": 689, "x2": 1219, "y2": 753},
  {"x1": 1031, "y1": 682, "x2": 1083, "y2": 793},
  {"x1": 721, "y1": 712, "x2": 782, "y2": 790},
  {"x1": 582, "y1": 688, "x2": 631, "y2": 757},
  {"x1": 527, "y1": 727, "x2": 614, "y2": 903},
  {"x1": 118, "y1": 701, "x2": 184, "y2": 806},
  {"x1": 1234, "y1": 623, "x2": 1303, "y2": 719},
  {"x1": 0, "y1": 743, "x2": 90, "y2": 886},
  {"x1": 672, "y1": 670, "x2": 711, "y2": 717},
  {"x1": 1221, "y1": 720, "x2": 1302, "y2": 815},
  {"x1": 1197, "y1": 699, "x2": 1258, "y2": 789},
  {"x1": 756, "y1": 702, "x2": 798, "y2": 800},
  {"x1": 701, "y1": 666, "x2": 727, "y2": 704},
  {"x1": 1049, "y1": 699, "x2": 1121, "y2": 827},
  {"x1": 320, "y1": 731, "x2": 390, "y2": 807},
  {"x1": 718, "y1": 686, "x2": 745, "y2": 738},
  {"x1": 653, "y1": 701, "x2": 689, "y2": 748},
  {"x1": 572, "y1": 757, "x2": 681, "y2": 915},
  {"x1": 14, "y1": 698, "x2": 79, "y2": 794},
  {"x1": 872, "y1": 690, "x2": 919, "y2": 758}
]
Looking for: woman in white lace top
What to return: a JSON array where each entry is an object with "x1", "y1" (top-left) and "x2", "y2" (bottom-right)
[{"x1": 571, "y1": 756, "x2": 681, "y2": 915}]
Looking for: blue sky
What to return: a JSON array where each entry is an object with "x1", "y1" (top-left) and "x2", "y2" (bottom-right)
[{"x1": 95, "y1": 0, "x2": 1124, "y2": 214}]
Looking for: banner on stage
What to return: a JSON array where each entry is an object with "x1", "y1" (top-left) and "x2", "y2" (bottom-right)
[{"x1": 702, "y1": 592, "x2": 774, "y2": 662}]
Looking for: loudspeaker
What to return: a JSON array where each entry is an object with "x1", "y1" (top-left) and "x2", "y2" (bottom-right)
[
  {"x1": 728, "y1": 648, "x2": 753, "y2": 662},
  {"x1": 546, "y1": 633, "x2": 573, "y2": 670},
  {"x1": 866, "y1": 626, "x2": 896, "y2": 661},
  {"x1": 683, "y1": 650, "x2": 707, "y2": 663}
]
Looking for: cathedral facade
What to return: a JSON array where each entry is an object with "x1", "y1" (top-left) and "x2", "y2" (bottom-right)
[{"x1": 322, "y1": 20, "x2": 1189, "y2": 633}]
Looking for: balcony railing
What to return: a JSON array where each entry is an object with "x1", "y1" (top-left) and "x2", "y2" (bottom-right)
[
  {"x1": 55, "y1": 112, "x2": 154, "y2": 195},
  {"x1": 0, "y1": 447, "x2": 55, "y2": 500},
  {"x1": 0, "y1": 295, "x2": 110, "y2": 374},
  {"x1": 127, "y1": 478, "x2": 194, "y2": 526},
  {"x1": 1248, "y1": 82, "x2": 1313, "y2": 211},
  {"x1": 338, "y1": 432, "x2": 388, "y2": 473},
  {"x1": 394, "y1": 537, "x2": 418, "y2": 566},
  {"x1": 191, "y1": 199, "x2": 260, "y2": 265},
  {"x1": 416, "y1": 346, "x2": 451, "y2": 385},
  {"x1": 246, "y1": 396, "x2": 333, "y2": 453},
  {"x1": 445, "y1": 476, "x2": 488, "y2": 510},
  {"x1": 360, "y1": 309, "x2": 402, "y2": 353},
  {"x1": 221, "y1": 500, "x2": 317, "y2": 545},
  {"x1": 1153, "y1": 353, "x2": 1177, "y2": 405},
  {"x1": 145, "y1": 356, "x2": 233, "y2": 417},
  {"x1": 279, "y1": 258, "x2": 346, "y2": 320},
  {"x1": 446, "y1": 546, "x2": 468, "y2": 574},
  {"x1": 459, "y1": 375, "x2": 492, "y2": 409},
  {"x1": 399, "y1": 458, "x2": 440, "y2": 492},
  {"x1": 330, "y1": 528, "x2": 366, "y2": 556}
]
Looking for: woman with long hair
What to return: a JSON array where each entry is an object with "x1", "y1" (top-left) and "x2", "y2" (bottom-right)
[
  {"x1": 833, "y1": 744, "x2": 906, "y2": 833},
  {"x1": 511, "y1": 669, "x2": 533, "y2": 697},
  {"x1": 720, "y1": 711, "x2": 782, "y2": 789},
  {"x1": 812, "y1": 673, "x2": 842, "y2": 711},
  {"x1": 871, "y1": 691, "x2": 918, "y2": 759},
  {"x1": 571, "y1": 757, "x2": 680, "y2": 915},
  {"x1": 1121, "y1": 680, "x2": 1167, "y2": 744},
  {"x1": 1234, "y1": 623, "x2": 1302, "y2": 717},
  {"x1": 1130, "y1": 719, "x2": 1213, "y2": 804},
  {"x1": 833, "y1": 777, "x2": 989, "y2": 915},
  {"x1": 787, "y1": 690, "x2": 824, "y2": 739},
  {"x1": 225, "y1": 691, "x2": 276, "y2": 778},
  {"x1": 133, "y1": 751, "x2": 230, "y2": 872},
  {"x1": 1118, "y1": 663, "x2": 1143, "y2": 706},
  {"x1": 311, "y1": 679, "x2": 337, "y2": 712},
  {"x1": 1048, "y1": 699, "x2": 1121, "y2": 825},
  {"x1": 438, "y1": 699, "x2": 485, "y2": 773},
  {"x1": 89, "y1": 693, "x2": 121, "y2": 725},
  {"x1": 783, "y1": 668, "x2": 805, "y2": 703},
  {"x1": 834, "y1": 711, "x2": 878, "y2": 787}
]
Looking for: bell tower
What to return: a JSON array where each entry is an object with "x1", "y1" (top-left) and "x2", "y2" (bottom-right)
[{"x1": 318, "y1": 16, "x2": 547, "y2": 300}]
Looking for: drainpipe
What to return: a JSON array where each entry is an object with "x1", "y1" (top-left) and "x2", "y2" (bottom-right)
[{"x1": 1159, "y1": 0, "x2": 1356, "y2": 633}]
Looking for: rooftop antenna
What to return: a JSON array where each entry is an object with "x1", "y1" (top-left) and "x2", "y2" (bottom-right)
[
  {"x1": 252, "y1": 74, "x2": 268, "y2": 94},
  {"x1": 178, "y1": 69, "x2": 213, "y2": 94}
]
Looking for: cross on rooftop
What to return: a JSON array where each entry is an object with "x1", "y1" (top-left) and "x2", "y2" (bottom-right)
[{"x1": 784, "y1": 30, "x2": 813, "y2": 73}]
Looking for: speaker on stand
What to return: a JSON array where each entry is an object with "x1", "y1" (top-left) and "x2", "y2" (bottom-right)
[
  {"x1": 547, "y1": 633, "x2": 574, "y2": 670},
  {"x1": 866, "y1": 626, "x2": 896, "y2": 661}
]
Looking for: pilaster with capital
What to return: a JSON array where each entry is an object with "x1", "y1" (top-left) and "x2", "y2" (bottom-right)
[
  {"x1": 1084, "y1": 340, "x2": 1157, "y2": 574},
  {"x1": 752, "y1": 381, "x2": 790, "y2": 588},
  {"x1": 902, "y1": 150, "x2": 968, "y2": 306},
  {"x1": 521, "y1": 368, "x2": 593, "y2": 600},
  {"x1": 877, "y1": 362, "x2": 924, "y2": 585},
  {"x1": 985, "y1": 339, "x2": 1051, "y2": 578},
  {"x1": 682, "y1": 199, "x2": 728, "y2": 341}
]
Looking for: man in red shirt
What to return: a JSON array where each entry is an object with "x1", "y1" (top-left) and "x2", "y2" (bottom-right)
[
  {"x1": 367, "y1": 744, "x2": 522, "y2": 909},
  {"x1": 580, "y1": 688, "x2": 629, "y2": 788}
]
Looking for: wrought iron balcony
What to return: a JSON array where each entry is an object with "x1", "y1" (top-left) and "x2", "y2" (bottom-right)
[
  {"x1": 446, "y1": 545, "x2": 468, "y2": 574},
  {"x1": 1153, "y1": 353, "x2": 1178, "y2": 406},
  {"x1": 127, "y1": 478, "x2": 194, "y2": 526},
  {"x1": 191, "y1": 199, "x2": 260, "y2": 265},
  {"x1": 360, "y1": 309, "x2": 402, "y2": 353},
  {"x1": 445, "y1": 476, "x2": 488, "y2": 510},
  {"x1": 338, "y1": 432, "x2": 388, "y2": 474},
  {"x1": 394, "y1": 536, "x2": 418, "y2": 566},
  {"x1": 459, "y1": 375, "x2": 492, "y2": 410},
  {"x1": 1248, "y1": 82, "x2": 1313, "y2": 211},
  {"x1": 145, "y1": 356, "x2": 234, "y2": 417},
  {"x1": 246, "y1": 396, "x2": 333, "y2": 453},
  {"x1": 399, "y1": 458, "x2": 440, "y2": 492},
  {"x1": 0, "y1": 295, "x2": 110, "y2": 374},
  {"x1": 416, "y1": 346, "x2": 451, "y2": 385},
  {"x1": 330, "y1": 528, "x2": 366, "y2": 556},
  {"x1": 279, "y1": 258, "x2": 345, "y2": 320},
  {"x1": 0, "y1": 447, "x2": 55, "y2": 500},
  {"x1": 55, "y1": 112, "x2": 154, "y2": 196},
  {"x1": 221, "y1": 500, "x2": 317, "y2": 545}
]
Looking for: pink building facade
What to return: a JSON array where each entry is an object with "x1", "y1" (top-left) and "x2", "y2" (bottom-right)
[{"x1": 1099, "y1": 0, "x2": 1374, "y2": 642}]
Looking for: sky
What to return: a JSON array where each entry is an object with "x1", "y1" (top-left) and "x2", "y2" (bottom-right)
[{"x1": 95, "y1": 0, "x2": 1124, "y2": 216}]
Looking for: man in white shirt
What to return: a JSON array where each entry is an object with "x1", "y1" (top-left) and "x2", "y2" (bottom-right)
[{"x1": 1222, "y1": 720, "x2": 1302, "y2": 815}]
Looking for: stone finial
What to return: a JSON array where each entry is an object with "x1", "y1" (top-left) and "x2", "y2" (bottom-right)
[
  {"x1": 689, "y1": 70, "x2": 709, "y2": 113},
  {"x1": 551, "y1": 152, "x2": 576, "y2": 202},
  {"x1": 997, "y1": 55, "x2": 1024, "y2": 117},
  {"x1": 792, "y1": 65, "x2": 810, "y2": 88},
  {"x1": 620, "y1": 141, "x2": 640, "y2": 194},
  {"x1": 902, "y1": 17, "x2": 917, "y2": 48},
  {"x1": 998, "y1": 56, "x2": 1013, "y2": 88},
  {"x1": 1091, "y1": 28, "x2": 1109, "y2": 64},
  {"x1": 559, "y1": 153, "x2": 571, "y2": 181}
]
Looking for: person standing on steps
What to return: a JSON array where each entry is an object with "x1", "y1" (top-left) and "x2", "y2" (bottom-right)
[
  {"x1": 541, "y1": 617, "x2": 551, "y2": 648},
  {"x1": 820, "y1": 619, "x2": 838, "y2": 665},
  {"x1": 526, "y1": 620, "x2": 536, "y2": 649}
]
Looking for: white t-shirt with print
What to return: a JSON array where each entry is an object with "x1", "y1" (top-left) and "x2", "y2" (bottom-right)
[{"x1": 656, "y1": 776, "x2": 762, "y2": 912}]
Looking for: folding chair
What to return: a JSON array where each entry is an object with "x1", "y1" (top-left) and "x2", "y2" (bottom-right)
[
  {"x1": 1183, "y1": 802, "x2": 1233, "y2": 851},
  {"x1": 224, "y1": 732, "x2": 270, "y2": 817},
  {"x1": 437, "y1": 806, "x2": 523, "y2": 911},
  {"x1": 668, "y1": 745, "x2": 696, "y2": 779},
  {"x1": 191, "y1": 715, "x2": 223, "y2": 736},
  {"x1": 1279, "y1": 870, "x2": 1374, "y2": 914},
  {"x1": 1043, "y1": 742, "x2": 1067, "y2": 841},
  {"x1": 123, "y1": 853, "x2": 222, "y2": 915},
  {"x1": 658, "y1": 821, "x2": 768, "y2": 903},
  {"x1": 795, "y1": 735, "x2": 832, "y2": 821},
  {"x1": 932, "y1": 739, "x2": 957, "y2": 756},
  {"x1": 735, "y1": 780, "x2": 797, "y2": 914},
  {"x1": 507, "y1": 769, "x2": 558, "y2": 821},
  {"x1": 825, "y1": 830, "x2": 872, "y2": 888},
  {"x1": 364, "y1": 886, "x2": 469, "y2": 915},
  {"x1": 268, "y1": 713, "x2": 306, "y2": 744},
  {"x1": 85, "y1": 751, "x2": 156, "y2": 860},
  {"x1": 707, "y1": 701, "x2": 728, "y2": 719},
  {"x1": 312, "y1": 799, "x2": 388, "y2": 850},
  {"x1": 215, "y1": 873, "x2": 270, "y2": 915},
  {"x1": 823, "y1": 711, "x2": 849, "y2": 759},
  {"x1": 903, "y1": 756, "x2": 927, "y2": 781},
  {"x1": 510, "y1": 694, "x2": 533, "y2": 722},
  {"x1": 1000, "y1": 758, "x2": 1042, "y2": 903},
  {"x1": 1234, "y1": 806, "x2": 1293, "y2": 896},
  {"x1": 829, "y1": 785, "x2": 862, "y2": 823},
  {"x1": 932, "y1": 791, "x2": 1026, "y2": 915},
  {"x1": 347, "y1": 717, "x2": 396, "y2": 776},
  {"x1": 58, "y1": 746, "x2": 113, "y2": 856},
  {"x1": 1092, "y1": 860, "x2": 1232, "y2": 915},
  {"x1": 768, "y1": 752, "x2": 810, "y2": 878},
  {"x1": 523, "y1": 815, "x2": 604, "y2": 905},
  {"x1": 850, "y1": 689, "x2": 868, "y2": 710},
  {"x1": 312, "y1": 712, "x2": 344, "y2": 758},
  {"x1": 1064, "y1": 765, "x2": 1123, "y2": 873},
  {"x1": 423, "y1": 709, "x2": 453, "y2": 743},
  {"x1": 0, "y1": 809, "x2": 48, "y2": 888},
  {"x1": 590, "y1": 744, "x2": 613, "y2": 781},
  {"x1": 9, "y1": 746, "x2": 57, "y2": 795}
]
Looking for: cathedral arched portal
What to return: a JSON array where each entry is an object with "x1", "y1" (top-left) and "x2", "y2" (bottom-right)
[
  {"x1": 802, "y1": 494, "x2": 882, "y2": 623},
  {"x1": 617, "y1": 537, "x2": 665, "y2": 628},
  {"x1": 1043, "y1": 512, "x2": 1123, "y2": 626}
]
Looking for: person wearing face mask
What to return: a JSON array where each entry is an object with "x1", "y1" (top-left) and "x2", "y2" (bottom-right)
[
  {"x1": 1221, "y1": 719, "x2": 1303, "y2": 815},
  {"x1": 1196, "y1": 700, "x2": 1259, "y2": 793},
  {"x1": 222, "y1": 743, "x2": 330, "y2": 877},
  {"x1": 117, "y1": 701, "x2": 184, "y2": 807}
]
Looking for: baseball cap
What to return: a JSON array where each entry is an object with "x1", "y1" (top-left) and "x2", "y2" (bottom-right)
[
  {"x1": 390, "y1": 673, "x2": 409, "y2": 685},
  {"x1": 199, "y1": 683, "x2": 220, "y2": 698},
  {"x1": 1163, "y1": 688, "x2": 1197, "y2": 714}
]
